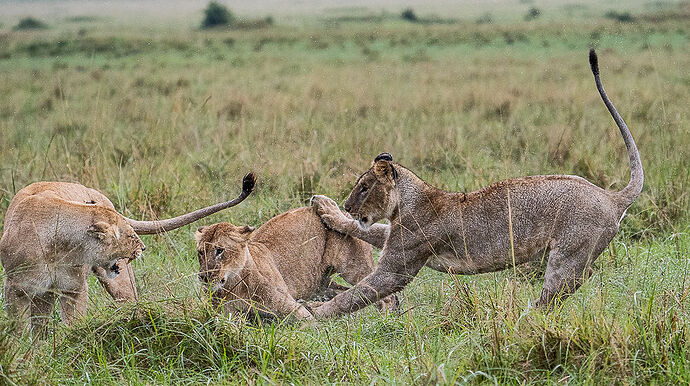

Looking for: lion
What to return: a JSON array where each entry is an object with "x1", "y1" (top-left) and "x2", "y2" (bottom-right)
[
  {"x1": 310, "y1": 49, "x2": 643, "y2": 317},
  {"x1": 1, "y1": 173, "x2": 255, "y2": 331},
  {"x1": 194, "y1": 206, "x2": 398, "y2": 320}
]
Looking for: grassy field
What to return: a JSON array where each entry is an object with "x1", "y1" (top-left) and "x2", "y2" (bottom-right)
[{"x1": 0, "y1": 1, "x2": 689, "y2": 383}]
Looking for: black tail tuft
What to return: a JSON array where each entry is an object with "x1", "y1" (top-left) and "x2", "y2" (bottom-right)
[
  {"x1": 589, "y1": 48, "x2": 599, "y2": 76},
  {"x1": 242, "y1": 172, "x2": 257, "y2": 195}
]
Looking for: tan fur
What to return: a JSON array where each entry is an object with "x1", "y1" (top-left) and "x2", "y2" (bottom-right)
[
  {"x1": 194, "y1": 207, "x2": 398, "y2": 320},
  {"x1": 1, "y1": 174, "x2": 254, "y2": 331},
  {"x1": 1, "y1": 186, "x2": 145, "y2": 332},
  {"x1": 310, "y1": 50, "x2": 643, "y2": 317}
]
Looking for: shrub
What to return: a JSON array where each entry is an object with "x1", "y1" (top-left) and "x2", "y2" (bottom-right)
[
  {"x1": 201, "y1": 1, "x2": 235, "y2": 29},
  {"x1": 14, "y1": 17, "x2": 48, "y2": 30},
  {"x1": 605, "y1": 10, "x2": 635, "y2": 22},
  {"x1": 524, "y1": 7, "x2": 541, "y2": 21},
  {"x1": 401, "y1": 8, "x2": 418, "y2": 22},
  {"x1": 476, "y1": 12, "x2": 493, "y2": 24},
  {"x1": 234, "y1": 17, "x2": 274, "y2": 29}
]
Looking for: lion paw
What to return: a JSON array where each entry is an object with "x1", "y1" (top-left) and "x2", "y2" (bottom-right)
[{"x1": 310, "y1": 195, "x2": 351, "y2": 231}]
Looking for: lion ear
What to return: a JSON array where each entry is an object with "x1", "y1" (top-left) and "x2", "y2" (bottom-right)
[
  {"x1": 195, "y1": 226, "x2": 207, "y2": 243},
  {"x1": 373, "y1": 160, "x2": 397, "y2": 184},
  {"x1": 374, "y1": 152, "x2": 393, "y2": 163},
  {"x1": 87, "y1": 221, "x2": 111, "y2": 240}
]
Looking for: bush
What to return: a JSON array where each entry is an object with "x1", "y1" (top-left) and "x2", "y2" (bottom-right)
[
  {"x1": 234, "y1": 16, "x2": 274, "y2": 30},
  {"x1": 201, "y1": 1, "x2": 234, "y2": 29},
  {"x1": 524, "y1": 7, "x2": 541, "y2": 21},
  {"x1": 401, "y1": 8, "x2": 418, "y2": 22},
  {"x1": 476, "y1": 12, "x2": 493, "y2": 24},
  {"x1": 605, "y1": 10, "x2": 635, "y2": 22},
  {"x1": 14, "y1": 17, "x2": 48, "y2": 30}
]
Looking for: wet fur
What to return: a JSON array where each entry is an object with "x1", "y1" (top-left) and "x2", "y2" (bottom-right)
[
  {"x1": 1, "y1": 183, "x2": 145, "y2": 332},
  {"x1": 195, "y1": 207, "x2": 398, "y2": 320},
  {"x1": 311, "y1": 50, "x2": 643, "y2": 317}
]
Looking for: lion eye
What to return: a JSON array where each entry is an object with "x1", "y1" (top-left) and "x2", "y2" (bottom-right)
[{"x1": 214, "y1": 248, "x2": 224, "y2": 259}]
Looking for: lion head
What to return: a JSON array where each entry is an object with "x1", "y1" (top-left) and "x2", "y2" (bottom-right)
[
  {"x1": 87, "y1": 209, "x2": 146, "y2": 278},
  {"x1": 343, "y1": 153, "x2": 400, "y2": 230},
  {"x1": 194, "y1": 222, "x2": 255, "y2": 294}
]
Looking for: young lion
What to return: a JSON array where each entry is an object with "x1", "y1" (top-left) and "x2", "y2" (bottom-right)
[
  {"x1": 1, "y1": 173, "x2": 255, "y2": 331},
  {"x1": 195, "y1": 207, "x2": 398, "y2": 320},
  {"x1": 310, "y1": 49, "x2": 642, "y2": 317}
]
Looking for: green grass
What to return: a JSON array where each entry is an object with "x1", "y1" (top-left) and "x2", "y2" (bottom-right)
[{"x1": 0, "y1": 2, "x2": 689, "y2": 383}]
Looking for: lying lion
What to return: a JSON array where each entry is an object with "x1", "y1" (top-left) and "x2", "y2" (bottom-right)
[
  {"x1": 310, "y1": 50, "x2": 643, "y2": 317},
  {"x1": 194, "y1": 206, "x2": 398, "y2": 320},
  {"x1": 1, "y1": 173, "x2": 255, "y2": 331}
]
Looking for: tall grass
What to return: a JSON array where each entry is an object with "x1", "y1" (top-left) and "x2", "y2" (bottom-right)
[{"x1": 0, "y1": 6, "x2": 688, "y2": 383}]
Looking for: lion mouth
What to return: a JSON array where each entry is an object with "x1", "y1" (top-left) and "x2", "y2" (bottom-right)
[{"x1": 103, "y1": 260, "x2": 121, "y2": 279}]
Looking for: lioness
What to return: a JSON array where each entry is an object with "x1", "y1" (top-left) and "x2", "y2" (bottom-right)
[
  {"x1": 1, "y1": 173, "x2": 255, "y2": 331},
  {"x1": 310, "y1": 50, "x2": 642, "y2": 317},
  {"x1": 195, "y1": 207, "x2": 398, "y2": 320}
]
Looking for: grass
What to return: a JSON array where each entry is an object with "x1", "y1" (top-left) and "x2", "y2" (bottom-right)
[{"x1": 0, "y1": 1, "x2": 689, "y2": 383}]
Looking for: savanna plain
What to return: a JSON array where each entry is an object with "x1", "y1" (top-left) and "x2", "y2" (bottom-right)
[{"x1": 0, "y1": 0, "x2": 689, "y2": 383}]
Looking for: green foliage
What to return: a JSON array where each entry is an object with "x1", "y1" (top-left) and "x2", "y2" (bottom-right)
[
  {"x1": 234, "y1": 16, "x2": 274, "y2": 29},
  {"x1": 524, "y1": 7, "x2": 541, "y2": 21},
  {"x1": 401, "y1": 8, "x2": 418, "y2": 22},
  {"x1": 201, "y1": 1, "x2": 235, "y2": 29},
  {"x1": 0, "y1": 8, "x2": 688, "y2": 383},
  {"x1": 605, "y1": 10, "x2": 636, "y2": 22},
  {"x1": 476, "y1": 12, "x2": 494, "y2": 24},
  {"x1": 13, "y1": 17, "x2": 48, "y2": 30}
]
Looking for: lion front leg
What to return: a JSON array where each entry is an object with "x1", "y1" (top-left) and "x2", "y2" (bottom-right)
[
  {"x1": 313, "y1": 246, "x2": 427, "y2": 318},
  {"x1": 258, "y1": 284, "x2": 314, "y2": 321},
  {"x1": 311, "y1": 195, "x2": 390, "y2": 248}
]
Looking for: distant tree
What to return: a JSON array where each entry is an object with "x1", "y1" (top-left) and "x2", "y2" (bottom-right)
[
  {"x1": 201, "y1": 1, "x2": 235, "y2": 29},
  {"x1": 605, "y1": 11, "x2": 635, "y2": 23},
  {"x1": 401, "y1": 8, "x2": 418, "y2": 22},
  {"x1": 14, "y1": 17, "x2": 48, "y2": 30},
  {"x1": 524, "y1": 7, "x2": 541, "y2": 21}
]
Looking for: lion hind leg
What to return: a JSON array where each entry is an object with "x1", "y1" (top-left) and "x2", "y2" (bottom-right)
[
  {"x1": 30, "y1": 291, "x2": 56, "y2": 335},
  {"x1": 536, "y1": 227, "x2": 616, "y2": 309},
  {"x1": 4, "y1": 282, "x2": 32, "y2": 333}
]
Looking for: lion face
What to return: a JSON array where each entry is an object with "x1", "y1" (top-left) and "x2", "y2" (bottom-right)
[
  {"x1": 343, "y1": 153, "x2": 400, "y2": 229},
  {"x1": 195, "y1": 223, "x2": 254, "y2": 294},
  {"x1": 87, "y1": 212, "x2": 145, "y2": 278}
]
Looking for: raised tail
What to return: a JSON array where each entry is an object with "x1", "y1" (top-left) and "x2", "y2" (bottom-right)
[
  {"x1": 126, "y1": 172, "x2": 256, "y2": 235},
  {"x1": 589, "y1": 49, "x2": 643, "y2": 208}
]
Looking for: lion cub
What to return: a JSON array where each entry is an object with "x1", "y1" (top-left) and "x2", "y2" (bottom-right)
[
  {"x1": 1, "y1": 192, "x2": 145, "y2": 332},
  {"x1": 195, "y1": 207, "x2": 398, "y2": 320}
]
